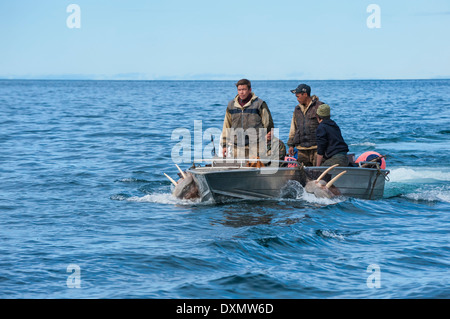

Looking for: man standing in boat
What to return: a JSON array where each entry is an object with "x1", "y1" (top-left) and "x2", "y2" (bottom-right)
[
  {"x1": 287, "y1": 84, "x2": 324, "y2": 166},
  {"x1": 221, "y1": 79, "x2": 275, "y2": 159}
]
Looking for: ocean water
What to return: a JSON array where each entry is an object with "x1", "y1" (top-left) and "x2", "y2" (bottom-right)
[{"x1": 0, "y1": 79, "x2": 449, "y2": 299}]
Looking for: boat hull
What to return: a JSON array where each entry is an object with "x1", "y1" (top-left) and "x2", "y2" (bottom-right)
[{"x1": 188, "y1": 165, "x2": 389, "y2": 202}]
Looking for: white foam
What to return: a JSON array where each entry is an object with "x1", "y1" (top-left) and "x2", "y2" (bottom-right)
[
  {"x1": 116, "y1": 178, "x2": 149, "y2": 183},
  {"x1": 126, "y1": 193, "x2": 194, "y2": 205},
  {"x1": 403, "y1": 185, "x2": 450, "y2": 203},
  {"x1": 387, "y1": 167, "x2": 450, "y2": 203},
  {"x1": 298, "y1": 189, "x2": 345, "y2": 205},
  {"x1": 388, "y1": 167, "x2": 450, "y2": 183},
  {"x1": 126, "y1": 193, "x2": 176, "y2": 204},
  {"x1": 125, "y1": 186, "x2": 344, "y2": 206},
  {"x1": 318, "y1": 230, "x2": 345, "y2": 240},
  {"x1": 125, "y1": 193, "x2": 212, "y2": 205},
  {"x1": 350, "y1": 142, "x2": 376, "y2": 147}
]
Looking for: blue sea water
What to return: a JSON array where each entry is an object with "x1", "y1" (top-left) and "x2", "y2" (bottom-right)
[{"x1": 0, "y1": 79, "x2": 449, "y2": 299}]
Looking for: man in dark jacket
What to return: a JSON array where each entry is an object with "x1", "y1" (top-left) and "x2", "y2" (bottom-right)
[
  {"x1": 315, "y1": 104, "x2": 349, "y2": 166},
  {"x1": 287, "y1": 84, "x2": 324, "y2": 166}
]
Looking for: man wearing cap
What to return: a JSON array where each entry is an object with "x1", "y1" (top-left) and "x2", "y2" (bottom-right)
[
  {"x1": 287, "y1": 84, "x2": 324, "y2": 166},
  {"x1": 221, "y1": 79, "x2": 274, "y2": 158},
  {"x1": 315, "y1": 104, "x2": 349, "y2": 167}
]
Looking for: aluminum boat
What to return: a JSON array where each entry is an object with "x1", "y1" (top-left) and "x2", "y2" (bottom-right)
[{"x1": 185, "y1": 157, "x2": 390, "y2": 203}]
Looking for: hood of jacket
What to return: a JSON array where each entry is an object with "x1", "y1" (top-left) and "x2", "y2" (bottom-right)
[{"x1": 233, "y1": 92, "x2": 258, "y2": 109}]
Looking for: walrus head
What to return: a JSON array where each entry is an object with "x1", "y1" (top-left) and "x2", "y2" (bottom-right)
[
  {"x1": 304, "y1": 164, "x2": 346, "y2": 199},
  {"x1": 164, "y1": 165, "x2": 200, "y2": 200}
]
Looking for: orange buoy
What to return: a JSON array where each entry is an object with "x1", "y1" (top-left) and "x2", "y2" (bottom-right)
[
  {"x1": 355, "y1": 151, "x2": 386, "y2": 169},
  {"x1": 284, "y1": 156, "x2": 298, "y2": 168}
]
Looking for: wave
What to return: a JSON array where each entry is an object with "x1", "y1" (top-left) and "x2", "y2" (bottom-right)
[
  {"x1": 111, "y1": 182, "x2": 344, "y2": 206},
  {"x1": 402, "y1": 185, "x2": 450, "y2": 203},
  {"x1": 115, "y1": 177, "x2": 151, "y2": 183},
  {"x1": 349, "y1": 142, "x2": 376, "y2": 147},
  {"x1": 115, "y1": 192, "x2": 217, "y2": 206},
  {"x1": 388, "y1": 167, "x2": 450, "y2": 183},
  {"x1": 127, "y1": 193, "x2": 197, "y2": 205},
  {"x1": 315, "y1": 229, "x2": 346, "y2": 240},
  {"x1": 386, "y1": 167, "x2": 450, "y2": 203},
  {"x1": 297, "y1": 189, "x2": 345, "y2": 205}
]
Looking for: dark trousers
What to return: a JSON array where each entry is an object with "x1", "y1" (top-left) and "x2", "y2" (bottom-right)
[{"x1": 321, "y1": 153, "x2": 349, "y2": 167}]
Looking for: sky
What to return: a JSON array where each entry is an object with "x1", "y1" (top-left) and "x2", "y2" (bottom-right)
[{"x1": 1, "y1": 0, "x2": 449, "y2": 80}]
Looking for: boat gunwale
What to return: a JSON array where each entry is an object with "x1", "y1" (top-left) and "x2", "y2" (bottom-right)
[{"x1": 187, "y1": 165, "x2": 390, "y2": 175}]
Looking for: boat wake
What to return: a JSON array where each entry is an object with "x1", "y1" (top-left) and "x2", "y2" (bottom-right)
[
  {"x1": 111, "y1": 183, "x2": 344, "y2": 206},
  {"x1": 127, "y1": 193, "x2": 206, "y2": 205},
  {"x1": 111, "y1": 191, "x2": 219, "y2": 206},
  {"x1": 386, "y1": 167, "x2": 450, "y2": 203},
  {"x1": 298, "y1": 189, "x2": 345, "y2": 205},
  {"x1": 388, "y1": 167, "x2": 450, "y2": 183},
  {"x1": 127, "y1": 193, "x2": 181, "y2": 204},
  {"x1": 403, "y1": 185, "x2": 450, "y2": 203}
]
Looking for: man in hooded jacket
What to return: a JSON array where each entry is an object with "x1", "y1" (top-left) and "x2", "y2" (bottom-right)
[{"x1": 221, "y1": 79, "x2": 274, "y2": 159}]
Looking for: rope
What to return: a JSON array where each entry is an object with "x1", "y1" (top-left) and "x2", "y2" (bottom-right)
[{"x1": 369, "y1": 163, "x2": 390, "y2": 199}]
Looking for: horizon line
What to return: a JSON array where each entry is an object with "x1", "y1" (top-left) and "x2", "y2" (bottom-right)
[{"x1": 1, "y1": 76, "x2": 450, "y2": 81}]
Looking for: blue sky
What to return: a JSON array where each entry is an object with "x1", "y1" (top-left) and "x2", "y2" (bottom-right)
[{"x1": 1, "y1": 0, "x2": 449, "y2": 80}]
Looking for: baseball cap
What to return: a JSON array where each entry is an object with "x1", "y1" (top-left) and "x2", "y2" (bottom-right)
[{"x1": 290, "y1": 84, "x2": 311, "y2": 95}]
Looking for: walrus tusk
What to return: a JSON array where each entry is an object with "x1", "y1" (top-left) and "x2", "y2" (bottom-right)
[
  {"x1": 316, "y1": 164, "x2": 339, "y2": 182},
  {"x1": 326, "y1": 171, "x2": 347, "y2": 188},
  {"x1": 164, "y1": 173, "x2": 178, "y2": 186},
  {"x1": 175, "y1": 164, "x2": 187, "y2": 179}
]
